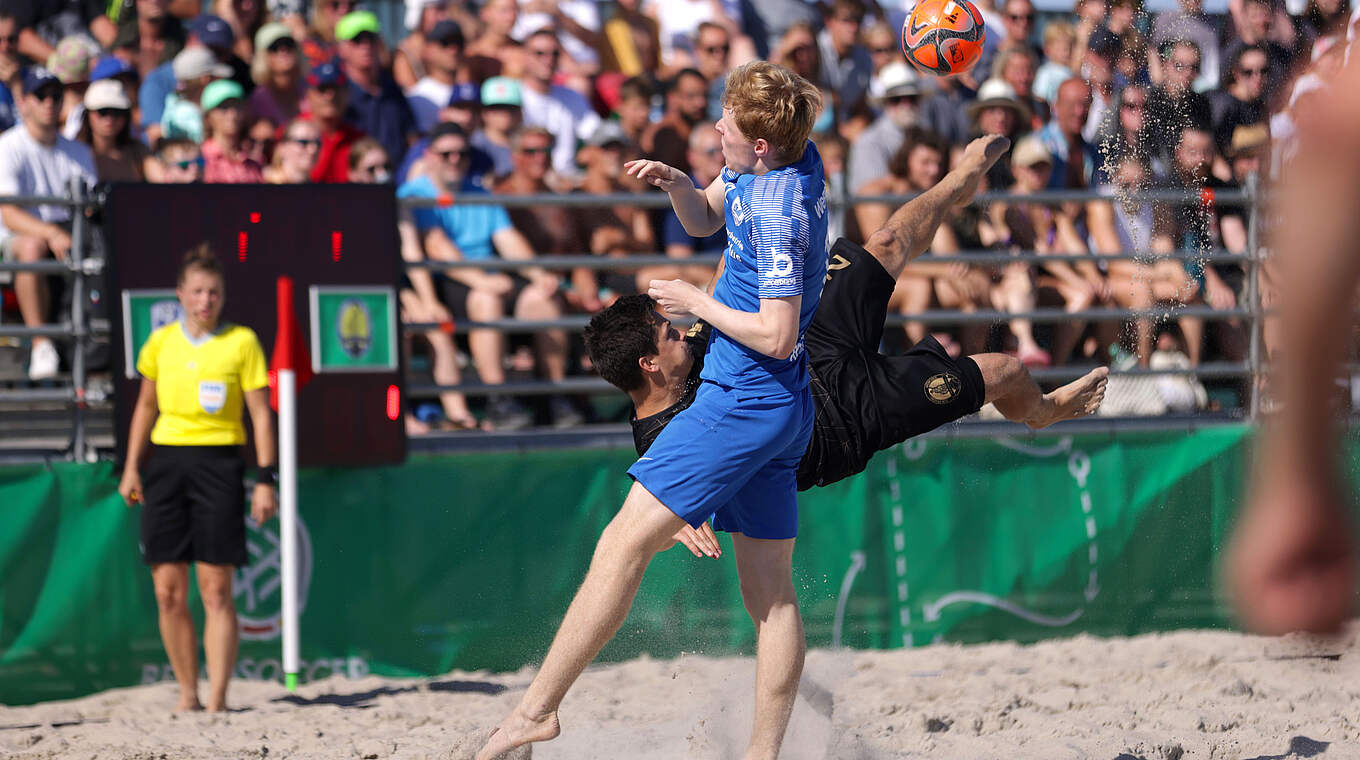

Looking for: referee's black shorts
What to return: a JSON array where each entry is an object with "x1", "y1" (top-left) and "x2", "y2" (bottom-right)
[
  {"x1": 140, "y1": 445, "x2": 248, "y2": 566},
  {"x1": 804, "y1": 238, "x2": 986, "y2": 477}
]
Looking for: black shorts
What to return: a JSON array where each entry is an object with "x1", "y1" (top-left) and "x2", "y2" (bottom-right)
[
  {"x1": 798, "y1": 239, "x2": 986, "y2": 490},
  {"x1": 437, "y1": 273, "x2": 531, "y2": 324},
  {"x1": 140, "y1": 445, "x2": 248, "y2": 566}
]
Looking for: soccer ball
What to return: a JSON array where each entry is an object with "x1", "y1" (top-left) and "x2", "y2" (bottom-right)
[{"x1": 901, "y1": 0, "x2": 986, "y2": 77}]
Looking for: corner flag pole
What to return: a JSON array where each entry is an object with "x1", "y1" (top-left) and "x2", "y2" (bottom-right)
[{"x1": 274, "y1": 276, "x2": 301, "y2": 692}]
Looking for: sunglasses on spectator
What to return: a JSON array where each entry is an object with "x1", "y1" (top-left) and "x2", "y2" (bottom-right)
[
  {"x1": 1172, "y1": 60, "x2": 1200, "y2": 72},
  {"x1": 288, "y1": 136, "x2": 322, "y2": 148},
  {"x1": 351, "y1": 31, "x2": 380, "y2": 45},
  {"x1": 436, "y1": 148, "x2": 470, "y2": 161},
  {"x1": 327, "y1": 0, "x2": 356, "y2": 11},
  {"x1": 93, "y1": 108, "x2": 130, "y2": 117},
  {"x1": 267, "y1": 38, "x2": 297, "y2": 53},
  {"x1": 517, "y1": 146, "x2": 551, "y2": 156},
  {"x1": 1121, "y1": 100, "x2": 1145, "y2": 110},
  {"x1": 1238, "y1": 66, "x2": 1266, "y2": 77},
  {"x1": 529, "y1": 47, "x2": 560, "y2": 58},
  {"x1": 171, "y1": 156, "x2": 205, "y2": 170},
  {"x1": 700, "y1": 44, "x2": 730, "y2": 55},
  {"x1": 0, "y1": 34, "x2": 18, "y2": 46},
  {"x1": 883, "y1": 94, "x2": 918, "y2": 105},
  {"x1": 30, "y1": 88, "x2": 60, "y2": 102},
  {"x1": 870, "y1": 46, "x2": 896, "y2": 55},
  {"x1": 358, "y1": 161, "x2": 391, "y2": 174},
  {"x1": 1007, "y1": 12, "x2": 1035, "y2": 21}
]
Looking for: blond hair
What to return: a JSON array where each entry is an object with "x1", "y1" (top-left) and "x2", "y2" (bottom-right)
[
  {"x1": 722, "y1": 61, "x2": 822, "y2": 164},
  {"x1": 1043, "y1": 20, "x2": 1076, "y2": 48}
]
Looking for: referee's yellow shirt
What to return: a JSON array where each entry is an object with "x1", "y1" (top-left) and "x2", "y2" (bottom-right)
[{"x1": 136, "y1": 321, "x2": 269, "y2": 446}]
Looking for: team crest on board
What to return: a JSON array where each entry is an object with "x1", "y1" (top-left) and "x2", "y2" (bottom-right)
[
  {"x1": 924, "y1": 372, "x2": 961, "y2": 404},
  {"x1": 337, "y1": 299, "x2": 372, "y2": 359}
]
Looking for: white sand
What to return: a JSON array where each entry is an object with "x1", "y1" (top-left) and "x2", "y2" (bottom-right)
[{"x1": 2, "y1": 626, "x2": 1356, "y2": 759}]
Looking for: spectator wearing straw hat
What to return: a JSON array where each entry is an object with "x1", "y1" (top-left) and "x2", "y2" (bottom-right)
[
  {"x1": 201, "y1": 79, "x2": 263, "y2": 183},
  {"x1": 77, "y1": 78, "x2": 152, "y2": 181},
  {"x1": 336, "y1": 10, "x2": 418, "y2": 168},
  {"x1": 0, "y1": 67, "x2": 96, "y2": 381},
  {"x1": 248, "y1": 21, "x2": 307, "y2": 128},
  {"x1": 967, "y1": 78, "x2": 1031, "y2": 188},
  {"x1": 302, "y1": 59, "x2": 364, "y2": 182}
]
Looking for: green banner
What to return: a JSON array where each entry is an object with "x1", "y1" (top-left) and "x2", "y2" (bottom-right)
[
  {"x1": 119, "y1": 289, "x2": 181, "y2": 378},
  {"x1": 1, "y1": 425, "x2": 1350, "y2": 706},
  {"x1": 308, "y1": 286, "x2": 397, "y2": 372}
]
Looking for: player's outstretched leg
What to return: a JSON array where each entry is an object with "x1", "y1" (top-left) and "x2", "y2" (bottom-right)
[
  {"x1": 972, "y1": 353, "x2": 1108, "y2": 429},
  {"x1": 474, "y1": 482, "x2": 685, "y2": 760},
  {"x1": 862, "y1": 134, "x2": 1010, "y2": 279}
]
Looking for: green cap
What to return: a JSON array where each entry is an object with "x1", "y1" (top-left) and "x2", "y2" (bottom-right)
[
  {"x1": 201, "y1": 79, "x2": 245, "y2": 111},
  {"x1": 335, "y1": 10, "x2": 381, "y2": 41}
]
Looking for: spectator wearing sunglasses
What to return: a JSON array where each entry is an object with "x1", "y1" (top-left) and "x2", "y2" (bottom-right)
[
  {"x1": 77, "y1": 79, "x2": 152, "y2": 181},
  {"x1": 302, "y1": 59, "x2": 365, "y2": 182},
  {"x1": 249, "y1": 22, "x2": 307, "y2": 127},
  {"x1": 152, "y1": 137, "x2": 204, "y2": 183},
  {"x1": 0, "y1": 68, "x2": 97, "y2": 381},
  {"x1": 848, "y1": 62, "x2": 920, "y2": 194},
  {"x1": 336, "y1": 11, "x2": 418, "y2": 168},
  {"x1": 518, "y1": 28, "x2": 600, "y2": 183},
  {"x1": 1151, "y1": 0, "x2": 1220, "y2": 95},
  {"x1": 1211, "y1": 44, "x2": 1271, "y2": 157},
  {"x1": 263, "y1": 116, "x2": 320, "y2": 183}
]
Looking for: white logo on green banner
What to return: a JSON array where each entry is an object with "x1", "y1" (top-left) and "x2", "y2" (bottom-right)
[
  {"x1": 121, "y1": 289, "x2": 182, "y2": 379},
  {"x1": 309, "y1": 286, "x2": 397, "y2": 372}
]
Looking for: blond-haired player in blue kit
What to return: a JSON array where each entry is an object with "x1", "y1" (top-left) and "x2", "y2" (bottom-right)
[{"x1": 476, "y1": 61, "x2": 826, "y2": 760}]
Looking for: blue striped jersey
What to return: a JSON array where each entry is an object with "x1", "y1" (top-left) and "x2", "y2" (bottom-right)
[{"x1": 701, "y1": 139, "x2": 828, "y2": 395}]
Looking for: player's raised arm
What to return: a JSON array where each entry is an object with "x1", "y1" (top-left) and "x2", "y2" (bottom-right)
[{"x1": 625, "y1": 159, "x2": 725, "y2": 237}]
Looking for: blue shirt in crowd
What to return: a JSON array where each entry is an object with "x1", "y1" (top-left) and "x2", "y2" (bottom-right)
[{"x1": 397, "y1": 174, "x2": 511, "y2": 262}]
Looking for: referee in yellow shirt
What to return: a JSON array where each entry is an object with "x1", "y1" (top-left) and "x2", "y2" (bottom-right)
[{"x1": 118, "y1": 244, "x2": 277, "y2": 713}]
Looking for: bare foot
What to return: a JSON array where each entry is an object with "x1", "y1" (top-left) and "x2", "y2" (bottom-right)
[
  {"x1": 174, "y1": 697, "x2": 204, "y2": 712},
  {"x1": 475, "y1": 708, "x2": 561, "y2": 760},
  {"x1": 205, "y1": 702, "x2": 228, "y2": 713},
  {"x1": 1028, "y1": 367, "x2": 1108, "y2": 429}
]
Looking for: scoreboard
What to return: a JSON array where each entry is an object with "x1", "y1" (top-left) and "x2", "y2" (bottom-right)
[{"x1": 104, "y1": 184, "x2": 406, "y2": 467}]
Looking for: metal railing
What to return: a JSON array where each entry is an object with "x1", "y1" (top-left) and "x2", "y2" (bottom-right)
[{"x1": 0, "y1": 179, "x2": 1270, "y2": 458}]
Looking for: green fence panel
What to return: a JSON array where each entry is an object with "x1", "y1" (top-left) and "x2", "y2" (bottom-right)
[{"x1": 0, "y1": 425, "x2": 1329, "y2": 706}]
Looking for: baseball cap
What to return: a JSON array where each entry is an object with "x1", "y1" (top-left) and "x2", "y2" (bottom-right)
[
  {"x1": 307, "y1": 58, "x2": 347, "y2": 87},
  {"x1": 428, "y1": 20, "x2": 464, "y2": 46},
  {"x1": 447, "y1": 81, "x2": 480, "y2": 107},
  {"x1": 22, "y1": 67, "x2": 60, "y2": 95},
  {"x1": 83, "y1": 79, "x2": 132, "y2": 111},
  {"x1": 429, "y1": 122, "x2": 467, "y2": 143},
  {"x1": 1011, "y1": 135, "x2": 1053, "y2": 168},
  {"x1": 877, "y1": 62, "x2": 921, "y2": 100},
  {"x1": 91, "y1": 56, "x2": 137, "y2": 82},
  {"x1": 201, "y1": 79, "x2": 245, "y2": 111},
  {"x1": 482, "y1": 76, "x2": 522, "y2": 107},
  {"x1": 585, "y1": 121, "x2": 626, "y2": 148},
  {"x1": 254, "y1": 22, "x2": 295, "y2": 55},
  {"x1": 172, "y1": 46, "x2": 233, "y2": 81},
  {"x1": 46, "y1": 35, "x2": 101, "y2": 84},
  {"x1": 191, "y1": 14, "x2": 235, "y2": 50},
  {"x1": 336, "y1": 11, "x2": 382, "y2": 42}
]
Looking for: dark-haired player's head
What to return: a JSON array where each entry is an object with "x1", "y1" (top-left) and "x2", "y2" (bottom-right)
[{"x1": 584, "y1": 294, "x2": 693, "y2": 395}]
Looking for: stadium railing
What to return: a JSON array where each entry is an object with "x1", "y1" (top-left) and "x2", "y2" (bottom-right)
[{"x1": 0, "y1": 178, "x2": 1269, "y2": 459}]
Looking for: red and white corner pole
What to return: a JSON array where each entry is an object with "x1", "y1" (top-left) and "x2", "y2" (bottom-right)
[{"x1": 275, "y1": 276, "x2": 301, "y2": 691}]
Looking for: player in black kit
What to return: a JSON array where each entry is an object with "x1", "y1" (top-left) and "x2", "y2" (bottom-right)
[{"x1": 585, "y1": 135, "x2": 1107, "y2": 557}]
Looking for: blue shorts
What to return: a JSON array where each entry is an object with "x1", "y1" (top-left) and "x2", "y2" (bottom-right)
[{"x1": 627, "y1": 381, "x2": 813, "y2": 540}]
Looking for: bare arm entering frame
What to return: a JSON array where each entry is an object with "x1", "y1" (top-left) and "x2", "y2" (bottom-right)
[{"x1": 625, "y1": 159, "x2": 726, "y2": 237}]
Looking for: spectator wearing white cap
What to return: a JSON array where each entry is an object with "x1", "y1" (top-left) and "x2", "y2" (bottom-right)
[
  {"x1": 160, "y1": 45, "x2": 233, "y2": 145},
  {"x1": 76, "y1": 78, "x2": 151, "y2": 181},
  {"x1": 847, "y1": 61, "x2": 920, "y2": 193},
  {"x1": 0, "y1": 68, "x2": 96, "y2": 381}
]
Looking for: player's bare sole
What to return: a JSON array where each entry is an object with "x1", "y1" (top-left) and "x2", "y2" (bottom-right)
[
  {"x1": 1028, "y1": 367, "x2": 1108, "y2": 429},
  {"x1": 474, "y1": 710, "x2": 560, "y2": 760}
]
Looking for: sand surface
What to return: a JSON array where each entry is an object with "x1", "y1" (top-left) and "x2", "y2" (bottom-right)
[{"x1": 2, "y1": 626, "x2": 1357, "y2": 760}]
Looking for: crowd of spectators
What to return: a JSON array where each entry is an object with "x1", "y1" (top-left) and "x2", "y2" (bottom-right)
[{"x1": 0, "y1": 0, "x2": 1340, "y2": 426}]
